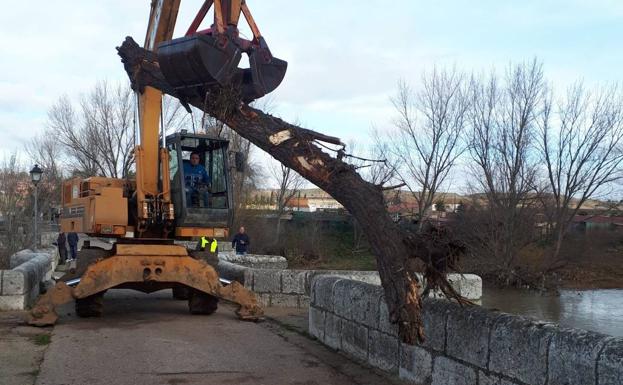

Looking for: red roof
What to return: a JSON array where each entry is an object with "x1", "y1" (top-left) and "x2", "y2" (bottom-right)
[
  {"x1": 387, "y1": 202, "x2": 419, "y2": 214},
  {"x1": 573, "y1": 215, "x2": 623, "y2": 224}
]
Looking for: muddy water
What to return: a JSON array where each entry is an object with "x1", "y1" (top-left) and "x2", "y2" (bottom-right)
[{"x1": 479, "y1": 288, "x2": 623, "y2": 337}]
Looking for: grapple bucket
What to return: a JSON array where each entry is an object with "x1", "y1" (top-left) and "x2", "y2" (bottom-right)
[
  {"x1": 157, "y1": 34, "x2": 242, "y2": 90},
  {"x1": 248, "y1": 48, "x2": 288, "y2": 100}
]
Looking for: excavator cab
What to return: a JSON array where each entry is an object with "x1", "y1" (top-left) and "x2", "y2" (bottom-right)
[{"x1": 166, "y1": 132, "x2": 233, "y2": 238}]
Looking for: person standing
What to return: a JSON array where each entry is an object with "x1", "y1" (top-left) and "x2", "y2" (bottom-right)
[
  {"x1": 67, "y1": 231, "x2": 79, "y2": 261},
  {"x1": 231, "y1": 226, "x2": 250, "y2": 255},
  {"x1": 56, "y1": 232, "x2": 67, "y2": 264}
]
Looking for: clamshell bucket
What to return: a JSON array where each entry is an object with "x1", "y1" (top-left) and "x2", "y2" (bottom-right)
[{"x1": 157, "y1": 34, "x2": 242, "y2": 90}]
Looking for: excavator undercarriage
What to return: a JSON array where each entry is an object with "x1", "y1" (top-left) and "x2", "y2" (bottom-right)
[{"x1": 29, "y1": 244, "x2": 263, "y2": 326}]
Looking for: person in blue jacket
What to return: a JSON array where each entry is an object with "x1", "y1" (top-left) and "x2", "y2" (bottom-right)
[{"x1": 183, "y1": 151, "x2": 211, "y2": 207}]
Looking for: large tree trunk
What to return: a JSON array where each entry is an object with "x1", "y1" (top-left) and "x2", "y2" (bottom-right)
[{"x1": 117, "y1": 37, "x2": 435, "y2": 343}]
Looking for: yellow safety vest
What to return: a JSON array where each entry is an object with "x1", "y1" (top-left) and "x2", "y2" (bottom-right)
[{"x1": 200, "y1": 237, "x2": 218, "y2": 253}]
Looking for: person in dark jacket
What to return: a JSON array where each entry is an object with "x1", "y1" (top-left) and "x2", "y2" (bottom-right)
[
  {"x1": 56, "y1": 232, "x2": 67, "y2": 264},
  {"x1": 231, "y1": 226, "x2": 250, "y2": 255},
  {"x1": 67, "y1": 232, "x2": 79, "y2": 261}
]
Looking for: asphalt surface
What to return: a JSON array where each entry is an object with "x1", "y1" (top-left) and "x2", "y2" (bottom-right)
[{"x1": 34, "y1": 290, "x2": 402, "y2": 385}]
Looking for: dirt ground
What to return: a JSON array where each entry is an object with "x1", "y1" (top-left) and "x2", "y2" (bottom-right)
[{"x1": 0, "y1": 311, "x2": 51, "y2": 385}]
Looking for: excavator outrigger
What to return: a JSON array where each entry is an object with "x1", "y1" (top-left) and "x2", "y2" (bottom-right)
[{"x1": 29, "y1": 0, "x2": 286, "y2": 326}]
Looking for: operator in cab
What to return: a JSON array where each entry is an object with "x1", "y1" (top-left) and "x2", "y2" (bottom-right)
[{"x1": 184, "y1": 151, "x2": 211, "y2": 207}]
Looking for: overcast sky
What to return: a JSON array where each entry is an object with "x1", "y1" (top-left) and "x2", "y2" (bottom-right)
[{"x1": 1, "y1": 0, "x2": 622, "y2": 162}]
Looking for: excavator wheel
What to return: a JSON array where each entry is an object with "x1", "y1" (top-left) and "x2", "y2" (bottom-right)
[
  {"x1": 188, "y1": 289, "x2": 219, "y2": 315},
  {"x1": 75, "y1": 291, "x2": 105, "y2": 318},
  {"x1": 172, "y1": 286, "x2": 190, "y2": 300}
]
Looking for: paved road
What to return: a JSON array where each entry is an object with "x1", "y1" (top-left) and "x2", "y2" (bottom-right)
[{"x1": 35, "y1": 290, "x2": 400, "y2": 385}]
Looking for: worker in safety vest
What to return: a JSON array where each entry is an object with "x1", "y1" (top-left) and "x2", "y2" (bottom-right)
[{"x1": 196, "y1": 236, "x2": 218, "y2": 253}]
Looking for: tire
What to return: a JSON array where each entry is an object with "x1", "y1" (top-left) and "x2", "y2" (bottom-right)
[
  {"x1": 172, "y1": 286, "x2": 190, "y2": 300},
  {"x1": 75, "y1": 292, "x2": 105, "y2": 318},
  {"x1": 188, "y1": 290, "x2": 219, "y2": 315}
]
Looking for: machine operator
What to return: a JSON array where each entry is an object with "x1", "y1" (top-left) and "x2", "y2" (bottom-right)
[{"x1": 184, "y1": 151, "x2": 211, "y2": 207}]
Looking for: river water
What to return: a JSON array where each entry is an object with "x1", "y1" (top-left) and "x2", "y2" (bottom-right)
[{"x1": 479, "y1": 288, "x2": 623, "y2": 337}]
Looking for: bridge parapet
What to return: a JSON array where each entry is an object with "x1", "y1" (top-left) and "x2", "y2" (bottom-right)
[
  {"x1": 0, "y1": 248, "x2": 57, "y2": 310},
  {"x1": 309, "y1": 275, "x2": 623, "y2": 385}
]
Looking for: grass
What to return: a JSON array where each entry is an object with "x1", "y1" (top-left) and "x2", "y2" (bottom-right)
[{"x1": 31, "y1": 334, "x2": 51, "y2": 346}]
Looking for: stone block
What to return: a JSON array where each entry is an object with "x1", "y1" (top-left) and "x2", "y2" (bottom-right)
[
  {"x1": 324, "y1": 313, "x2": 342, "y2": 350},
  {"x1": 10, "y1": 250, "x2": 36, "y2": 269},
  {"x1": 489, "y1": 315, "x2": 556, "y2": 385},
  {"x1": 598, "y1": 338, "x2": 623, "y2": 385},
  {"x1": 0, "y1": 294, "x2": 27, "y2": 310},
  {"x1": 332, "y1": 279, "x2": 357, "y2": 320},
  {"x1": 399, "y1": 343, "x2": 432, "y2": 385},
  {"x1": 368, "y1": 330, "x2": 399, "y2": 373},
  {"x1": 256, "y1": 293, "x2": 271, "y2": 307},
  {"x1": 432, "y1": 356, "x2": 477, "y2": 385},
  {"x1": 350, "y1": 283, "x2": 383, "y2": 329},
  {"x1": 448, "y1": 274, "x2": 482, "y2": 300},
  {"x1": 311, "y1": 276, "x2": 341, "y2": 311},
  {"x1": 298, "y1": 295, "x2": 310, "y2": 308},
  {"x1": 309, "y1": 307, "x2": 325, "y2": 340},
  {"x1": 341, "y1": 320, "x2": 368, "y2": 362},
  {"x1": 270, "y1": 293, "x2": 299, "y2": 308},
  {"x1": 479, "y1": 372, "x2": 518, "y2": 385},
  {"x1": 548, "y1": 328, "x2": 610, "y2": 385},
  {"x1": 252, "y1": 269, "x2": 282, "y2": 293},
  {"x1": 378, "y1": 297, "x2": 399, "y2": 337},
  {"x1": 447, "y1": 305, "x2": 500, "y2": 367},
  {"x1": 243, "y1": 268, "x2": 254, "y2": 289},
  {"x1": 420, "y1": 298, "x2": 456, "y2": 352},
  {"x1": 281, "y1": 270, "x2": 306, "y2": 294},
  {"x1": 2, "y1": 270, "x2": 25, "y2": 295}
]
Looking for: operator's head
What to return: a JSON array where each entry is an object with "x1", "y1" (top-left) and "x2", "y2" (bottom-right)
[
  {"x1": 190, "y1": 151, "x2": 201, "y2": 166},
  {"x1": 239, "y1": 226, "x2": 245, "y2": 234}
]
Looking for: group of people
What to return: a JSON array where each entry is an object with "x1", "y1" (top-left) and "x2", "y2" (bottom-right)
[
  {"x1": 56, "y1": 231, "x2": 79, "y2": 264},
  {"x1": 197, "y1": 226, "x2": 250, "y2": 255}
]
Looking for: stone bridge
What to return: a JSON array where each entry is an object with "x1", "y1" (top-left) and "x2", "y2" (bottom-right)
[{"x1": 0, "y1": 235, "x2": 621, "y2": 385}]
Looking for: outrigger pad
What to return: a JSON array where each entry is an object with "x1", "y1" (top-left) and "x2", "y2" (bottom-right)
[{"x1": 157, "y1": 33, "x2": 242, "y2": 89}]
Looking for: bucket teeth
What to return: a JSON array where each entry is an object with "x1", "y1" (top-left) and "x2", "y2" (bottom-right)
[{"x1": 157, "y1": 33, "x2": 287, "y2": 102}]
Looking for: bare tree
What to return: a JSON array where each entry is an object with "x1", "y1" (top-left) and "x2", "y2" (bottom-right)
[
  {"x1": 25, "y1": 131, "x2": 65, "y2": 221},
  {"x1": 269, "y1": 161, "x2": 305, "y2": 213},
  {"x1": 47, "y1": 82, "x2": 135, "y2": 178},
  {"x1": 391, "y1": 69, "x2": 469, "y2": 229},
  {"x1": 268, "y1": 159, "x2": 305, "y2": 243},
  {"x1": 539, "y1": 83, "x2": 623, "y2": 267},
  {"x1": 0, "y1": 155, "x2": 30, "y2": 265},
  {"x1": 466, "y1": 61, "x2": 545, "y2": 270}
]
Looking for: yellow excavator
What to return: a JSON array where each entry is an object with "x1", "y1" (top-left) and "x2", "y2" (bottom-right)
[{"x1": 29, "y1": 0, "x2": 286, "y2": 326}]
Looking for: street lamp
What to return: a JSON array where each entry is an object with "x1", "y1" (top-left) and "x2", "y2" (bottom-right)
[{"x1": 30, "y1": 164, "x2": 43, "y2": 250}]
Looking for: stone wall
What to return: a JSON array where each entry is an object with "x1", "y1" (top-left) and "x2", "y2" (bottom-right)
[
  {"x1": 0, "y1": 248, "x2": 57, "y2": 310},
  {"x1": 309, "y1": 275, "x2": 623, "y2": 385},
  {"x1": 218, "y1": 261, "x2": 482, "y2": 308}
]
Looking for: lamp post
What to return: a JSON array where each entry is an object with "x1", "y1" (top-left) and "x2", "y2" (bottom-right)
[{"x1": 30, "y1": 164, "x2": 43, "y2": 250}]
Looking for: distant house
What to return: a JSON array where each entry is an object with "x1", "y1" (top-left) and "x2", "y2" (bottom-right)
[
  {"x1": 572, "y1": 215, "x2": 623, "y2": 232},
  {"x1": 285, "y1": 197, "x2": 311, "y2": 212},
  {"x1": 387, "y1": 202, "x2": 419, "y2": 222}
]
